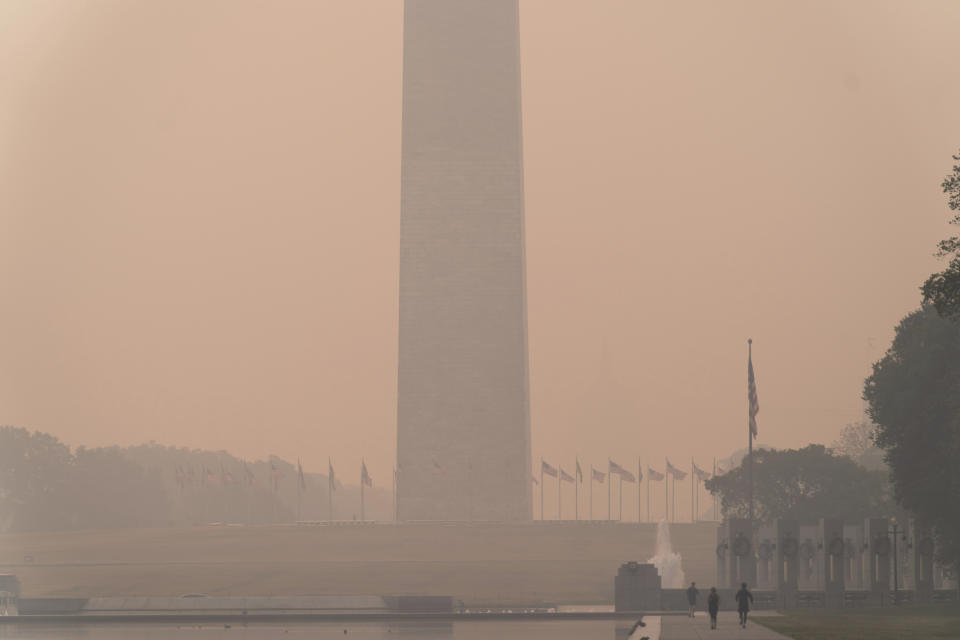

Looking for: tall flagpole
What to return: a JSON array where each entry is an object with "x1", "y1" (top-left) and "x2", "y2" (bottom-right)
[
  {"x1": 664, "y1": 457, "x2": 669, "y2": 522},
  {"x1": 538, "y1": 459, "x2": 543, "y2": 521},
  {"x1": 575, "y1": 458, "x2": 579, "y2": 521},
  {"x1": 618, "y1": 472, "x2": 623, "y2": 521},
  {"x1": 748, "y1": 338, "x2": 755, "y2": 525},
  {"x1": 590, "y1": 465, "x2": 594, "y2": 520},
  {"x1": 713, "y1": 457, "x2": 718, "y2": 521},
  {"x1": 638, "y1": 457, "x2": 642, "y2": 524},
  {"x1": 557, "y1": 470, "x2": 562, "y2": 520},
  {"x1": 607, "y1": 461, "x2": 612, "y2": 521},
  {"x1": 360, "y1": 459, "x2": 365, "y2": 522},
  {"x1": 646, "y1": 465, "x2": 650, "y2": 522},
  {"x1": 691, "y1": 458, "x2": 695, "y2": 523}
]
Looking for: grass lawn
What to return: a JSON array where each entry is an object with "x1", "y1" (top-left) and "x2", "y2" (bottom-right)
[{"x1": 755, "y1": 604, "x2": 960, "y2": 640}]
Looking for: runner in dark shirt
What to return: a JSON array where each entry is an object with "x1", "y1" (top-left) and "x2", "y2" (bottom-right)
[
  {"x1": 685, "y1": 582, "x2": 699, "y2": 618},
  {"x1": 735, "y1": 583, "x2": 753, "y2": 628},
  {"x1": 707, "y1": 587, "x2": 720, "y2": 630}
]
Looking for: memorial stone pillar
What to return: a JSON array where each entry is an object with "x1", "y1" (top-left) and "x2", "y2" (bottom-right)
[
  {"x1": 726, "y1": 518, "x2": 756, "y2": 589},
  {"x1": 865, "y1": 518, "x2": 891, "y2": 606},
  {"x1": 820, "y1": 519, "x2": 845, "y2": 608},
  {"x1": 776, "y1": 519, "x2": 799, "y2": 609},
  {"x1": 912, "y1": 521, "x2": 935, "y2": 602}
]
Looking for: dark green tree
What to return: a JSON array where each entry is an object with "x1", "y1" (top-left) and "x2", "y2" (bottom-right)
[
  {"x1": 921, "y1": 151, "x2": 960, "y2": 315},
  {"x1": 705, "y1": 445, "x2": 899, "y2": 523},
  {"x1": 864, "y1": 305, "x2": 960, "y2": 572}
]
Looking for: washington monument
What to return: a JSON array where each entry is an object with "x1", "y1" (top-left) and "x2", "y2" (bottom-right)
[{"x1": 396, "y1": 0, "x2": 532, "y2": 521}]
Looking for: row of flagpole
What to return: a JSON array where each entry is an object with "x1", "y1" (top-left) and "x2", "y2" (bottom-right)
[
  {"x1": 535, "y1": 339, "x2": 759, "y2": 524},
  {"x1": 193, "y1": 341, "x2": 759, "y2": 525},
  {"x1": 533, "y1": 456, "x2": 719, "y2": 522},
  {"x1": 293, "y1": 457, "x2": 374, "y2": 522}
]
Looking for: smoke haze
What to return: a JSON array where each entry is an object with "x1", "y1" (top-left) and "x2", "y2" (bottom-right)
[{"x1": 2, "y1": 1, "x2": 960, "y2": 523}]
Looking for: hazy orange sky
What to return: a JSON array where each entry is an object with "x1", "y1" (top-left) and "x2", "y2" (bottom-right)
[{"x1": 2, "y1": 1, "x2": 960, "y2": 521}]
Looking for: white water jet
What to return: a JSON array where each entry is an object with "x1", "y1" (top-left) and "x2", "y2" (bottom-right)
[{"x1": 648, "y1": 519, "x2": 686, "y2": 588}]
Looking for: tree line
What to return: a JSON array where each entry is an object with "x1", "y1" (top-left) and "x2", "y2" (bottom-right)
[{"x1": 0, "y1": 427, "x2": 390, "y2": 532}]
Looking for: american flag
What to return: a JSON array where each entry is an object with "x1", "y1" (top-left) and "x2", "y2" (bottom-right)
[
  {"x1": 592, "y1": 468, "x2": 606, "y2": 483},
  {"x1": 619, "y1": 469, "x2": 637, "y2": 483},
  {"x1": 608, "y1": 459, "x2": 626, "y2": 475},
  {"x1": 692, "y1": 462, "x2": 711, "y2": 481},
  {"x1": 328, "y1": 458, "x2": 337, "y2": 491},
  {"x1": 647, "y1": 467, "x2": 665, "y2": 482},
  {"x1": 575, "y1": 459, "x2": 583, "y2": 483},
  {"x1": 361, "y1": 460, "x2": 373, "y2": 488},
  {"x1": 297, "y1": 459, "x2": 307, "y2": 491},
  {"x1": 666, "y1": 459, "x2": 688, "y2": 480},
  {"x1": 748, "y1": 345, "x2": 760, "y2": 439},
  {"x1": 541, "y1": 459, "x2": 558, "y2": 478},
  {"x1": 559, "y1": 468, "x2": 576, "y2": 483}
]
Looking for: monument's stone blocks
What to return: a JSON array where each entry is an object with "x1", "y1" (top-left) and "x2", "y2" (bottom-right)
[
  {"x1": 614, "y1": 561, "x2": 661, "y2": 612},
  {"x1": 819, "y1": 518, "x2": 845, "y2": 608},
  {"x1": 397, "y1": 0, "x2": 531, "y2": 521}
]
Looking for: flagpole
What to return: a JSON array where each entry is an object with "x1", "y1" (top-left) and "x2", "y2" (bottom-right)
[
  {"x1": 574, "y1": 459, "x2": 579, "y2": 521},
  {"x1": 557, "y1": 469, "x2": 562, "y2": 520},
  {"x1": 540, "y1": 459, "x2": 544, "y2": 521},
  {"x1": 328, "y1": 458, "x2": 334, "y2": 522},
  {"x1": 617, "y1": 473, "x2": 623, "y2": 522},
  {"x1": 664, "y1": 458, "x2": 668, "y2": 522},
  {"x1": 607, "y1": 461, "x2": 612, "y2": 521},
  {"x1": 713, "y1": 457, "x2": 718, "y2": 521},
  {"x1": 637, "y1": 457, "x2": 642, "y2": 524},
  {"x1": 590, "y1": 465, "x2": 594, "y2": 520},
  {"x1": 691, "y1": 458, "x2": 694, "y2": 523},
  {"x1": 748, "y1": 338, "x2": 754, "y2": 525},
  {"x1": 646, "y1": 465, "x2": 650, "y2": 522},
  {"x1": 360, "y1": 459, "x2": 365, "y2": 522}
]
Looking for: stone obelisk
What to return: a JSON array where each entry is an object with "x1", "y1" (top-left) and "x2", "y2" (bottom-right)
[{"x1": 397, "y1": 0, "x2": 531, "y2": 521}]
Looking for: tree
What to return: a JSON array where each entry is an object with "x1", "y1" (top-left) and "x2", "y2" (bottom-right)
[
  {"x1": 830, "y1": 419, "x2": 886, "y2": 471},
  {"x1": 864, "y1": 305, "x2": 960, "y2": 572},
  {"x1": 921, "y1": 151, "x2": 960, "y2": 316},
  {"x1": 705, "y1": 445, "x2": 899, "y2": 524}
]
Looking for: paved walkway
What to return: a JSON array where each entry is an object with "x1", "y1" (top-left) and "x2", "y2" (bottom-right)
[{"x1": 660, "y1": 612, "x2": 792, "y2": 639}]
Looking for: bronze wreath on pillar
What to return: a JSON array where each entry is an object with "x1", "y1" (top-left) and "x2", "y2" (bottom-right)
[
  {"x1": 781, "y1": 536, "x2": 799, "y2": 559},
  {"x1": 732, "y1": 533, "x2": 752, "y2": 558}
]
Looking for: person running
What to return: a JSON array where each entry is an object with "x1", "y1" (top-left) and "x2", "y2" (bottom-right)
[
  {"x1": 685, "y1": 581, "x2": 699, "y2": 618},
  {"x1": 707, "y1": 587, "x2": 720, "y2": 630},
  {"x1": 735, "y1": 582, "x2": 753, "y2": 628}
]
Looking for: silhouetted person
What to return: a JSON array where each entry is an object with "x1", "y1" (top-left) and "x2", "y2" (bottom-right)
[
  {"x1": 686, "y1": 581, "x2": 699, "y2": 617},
  {"x1": 707, "y1": 587, "x2": 719, "y2": 630},
  {"x1": 735, "y1": 582, "x2": 753, "y2": 628}
]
